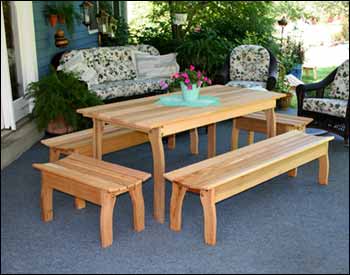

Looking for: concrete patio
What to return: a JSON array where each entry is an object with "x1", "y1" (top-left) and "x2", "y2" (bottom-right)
[{"x1": 1, "y1": 117, "x2": 349, "y2": 274}]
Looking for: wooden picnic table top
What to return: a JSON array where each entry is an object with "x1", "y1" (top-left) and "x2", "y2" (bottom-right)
[{"x1": 77, "y1": 85, "x2": 285, "y2": 136}]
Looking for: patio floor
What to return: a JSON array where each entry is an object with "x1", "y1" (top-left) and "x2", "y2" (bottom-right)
[{"x1": 1, "y1": 112, "x2": 349, "y2": 274}]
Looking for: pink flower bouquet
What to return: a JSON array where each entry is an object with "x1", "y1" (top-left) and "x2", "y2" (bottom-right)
[{"x1": 164, "y1": 65, "x2": 212, "y2": 101}]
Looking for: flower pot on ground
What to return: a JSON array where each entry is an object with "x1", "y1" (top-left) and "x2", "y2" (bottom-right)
[
  {"x1": 26, "y1": 70, "x2": 103, "y2": 134},
  {"x1": 277, "y1": 92, "x2": 293, "y2": 110},
  {"x1": 47, "y1": 116, "x2": 73, "y2": 135}
]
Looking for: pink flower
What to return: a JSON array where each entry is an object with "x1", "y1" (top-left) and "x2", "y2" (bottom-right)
[
  {"x1": 197, "y1": 71, "x2": 202, "y2": 78},
  {"x1": 187, "y1": 84, "x2": 193, "y2": 90},
  {"x1": 207, "y1": 79, "x2": 212, "y2": 85},
  {"x1": 182, "y1": 72, "x2": 189, "y2": 79},
  {"x1": 184, "y1": 78, "x2": 190, "y2": 84},
  {"x1": 189, "y1": 65, "x2": 195, "y2": 71},
  {"x1": 197, "y1": 80, "x2": 203, "y2": 87},
  {"x1": 173, "y1": 72, "x2": 180, "y2": 79},
  {"x1": 203, "y1": 76, "x2": 208, "y2": 82}
]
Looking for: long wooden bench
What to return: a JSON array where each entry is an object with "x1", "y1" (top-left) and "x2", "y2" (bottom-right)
[
  {"x1": 232, "y1": 112, "x2": 313, "y2": 150},
  {"x1": 41, "y1": 125, "x2": 149, "y2": 162},
  {"x1": 164, "y1": 131, "x2": 333, "y2": 246},
  {"x1": 33, "y1": 153, "x2": 151, "y2": 248}
]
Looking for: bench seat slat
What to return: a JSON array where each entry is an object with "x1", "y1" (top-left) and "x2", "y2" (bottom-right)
[
  {"x1": 243, "y1": 112, "x2": 313, "y2": 126},
  {"x1": 67, "y1": 153, "x2": 151, "y2": 182},
  {"x1": 33, "y1": 163, "x2": 128, "y2": 194},
  {"x1": 165, "y1": 131, "x2": 333, "y2": 191},
  {"x1": 165, "y1": 131, "x2": 305, "y2": 181}
]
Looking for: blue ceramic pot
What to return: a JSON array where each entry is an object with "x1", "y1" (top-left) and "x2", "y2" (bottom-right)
[
  {"x1": 290, "y1": 64, "x2": 303, "y2": 80},
  {"x1": 180, "y1": 82, "x2": 200, "y2": 101}
]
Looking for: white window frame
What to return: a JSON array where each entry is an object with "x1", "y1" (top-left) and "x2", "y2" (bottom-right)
[{"x1": 1, "y1": 1, "x2": 38, "y2": 130}]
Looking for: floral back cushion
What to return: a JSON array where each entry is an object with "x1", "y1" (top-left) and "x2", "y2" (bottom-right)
[
  {"x1": 60, "y1": 47, "x2": 137, "y2": 84},
  {"x1": 230, "y1": 45, "x2": 270, "y2": 82},
  {"x1": 330, "y1": 59, "x2": 349, "y2": 100},
  {"x1": 133, "y1": 44, "x2": 160, "y2": 56}
]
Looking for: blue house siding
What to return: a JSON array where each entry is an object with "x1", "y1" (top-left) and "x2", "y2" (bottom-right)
[{"x1": 32, "y1": 1, "x2": 98, "y2": 78}]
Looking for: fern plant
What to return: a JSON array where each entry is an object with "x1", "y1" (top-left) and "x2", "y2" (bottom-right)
[
  {"x1": 27, "y1": 70, "x2": 103, "y2": 131},
  {"x1": 176, "y1": 29, "x2": 231, "y2": 79}
]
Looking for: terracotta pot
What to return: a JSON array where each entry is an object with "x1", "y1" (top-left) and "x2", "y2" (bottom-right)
[
  {"x1": 58, "y1": 14, "x2": 65, "y2": 24},
  {"x1": 49, "y1": 14, "x2": 58, "y2": 27},
  {"x1": 278, "y1": 92, "x2": 293, "y2": 110},
  {"x1": 47, "y1": 116, "x2": 73, "y2": 135}
]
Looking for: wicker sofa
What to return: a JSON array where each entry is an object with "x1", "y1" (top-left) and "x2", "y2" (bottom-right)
[{"x1": 52, "y1": 44, "x2": 173, "y2": 101}]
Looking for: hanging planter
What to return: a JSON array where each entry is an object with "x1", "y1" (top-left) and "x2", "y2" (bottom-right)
[
  {"x1": 58, "y1": 14, "x2": 65, "y2": 24},
  {"x1": 49, "y1": 14, "x2": 58, "y2": 27}
]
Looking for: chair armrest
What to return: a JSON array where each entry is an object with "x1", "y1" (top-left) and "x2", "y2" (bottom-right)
[
  {"x1": 296, "y1": 68, "x2": 338, "y2": 114},
  {"x1": 213, "y1": 53, "x2": 230, "y2": 85},
  {"x1": 266, "y1": 50, "x2": 278, "y2": 91}
]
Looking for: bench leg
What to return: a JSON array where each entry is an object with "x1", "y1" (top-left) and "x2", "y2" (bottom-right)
[
  {"x1": 288, "y1": 168, "x2": 298, "y2": 177},
  {"x1": 200, "y1": 190, "x2": 217, "y2": 246},
  {"x1": 247, "y1": 131, "x2": 255, "y2": 145},
  {"x1": 318, "y1": 154, "x2": 329, "y2": 185},
  {"x1": 74, "y1": 198, "x2": 86, "y2": 209},
  {"x1": 129, "y1": 184, "x2": 145, "y2": 232},
  {"x1": 41, "y1": 180, "x2": 53, "y2": 222},
  {"x1": 170, "y1": 183, "x2": 187, "y2": 232},
  {"x1": 208, "y1": 123, "x2": 216, "y2": 158},
  {"x1": 100, "y1": 192, "x2": 116, "y2": 248},
  {"x1": 168, "y1": 134, "x2": 176, "y2": 150},
  {"x1": 49, "y1": 149, "x2": 61, "y2": 162},
  {"x1": 190, "y1": 128, "x2": 199, "y2": 155},
  {"x1": 232, "y1": 120, "x2": 240, "y2": 150}
]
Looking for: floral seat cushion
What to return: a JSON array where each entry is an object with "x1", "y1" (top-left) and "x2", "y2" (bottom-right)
[
  {"x1": 303, "y1": 98, "x2": 347, "y2": 118},
  {"x1": 329, "y1": 59, "x2": 349, "y2": 100},
  {"x1": 90, "y1": 78, "x2": 170, "y2": 100},
  {"x1": 225, "y1": 80, "x2": 267, "y2": 91},
  {"x1": 230, "y1": 45, "x2": 270, "y2": 82}
]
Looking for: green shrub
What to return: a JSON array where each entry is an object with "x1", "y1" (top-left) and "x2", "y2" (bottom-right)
[
  {"x1": 27, "y1": 70, "x2": 103, "y2": 131},
  {"x1": 176, "y1": 29, "x2": 232, "y2": 78}
]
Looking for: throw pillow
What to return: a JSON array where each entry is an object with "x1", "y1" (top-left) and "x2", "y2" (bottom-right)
[{"x1": 134, "y1": 53, "x2": 179, "y2": 79}]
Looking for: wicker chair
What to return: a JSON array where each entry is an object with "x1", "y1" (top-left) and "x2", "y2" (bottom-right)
[
  {"x1": 215, "y1": 45, "x2": 278, "y2": 91},
  {"x1": 296, "y1": 60, "x2": 349, "y2": 144}
]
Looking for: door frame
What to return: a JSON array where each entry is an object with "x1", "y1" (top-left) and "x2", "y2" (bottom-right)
[{"x1": 1, "y1": 1, "x2": 38, "y2": 130}]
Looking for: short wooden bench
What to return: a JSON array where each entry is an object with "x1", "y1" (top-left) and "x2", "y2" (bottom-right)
[
  {"x1": 165, "y1": 131, "x2": 333, "y2": 246},
  {"x1": 41, "y1": 125, "x2": 149, "y2": 162},
  {"x1": 232, "y1": 112, "x2": 313, "y2": 150},
  {"x1": 33, "y1": 153, "x2": 151, "y2": 248}
]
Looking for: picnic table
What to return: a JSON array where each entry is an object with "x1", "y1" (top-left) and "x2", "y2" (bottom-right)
[{"x1": 77, "y1": 85, "x2": 285, "y2": 223}]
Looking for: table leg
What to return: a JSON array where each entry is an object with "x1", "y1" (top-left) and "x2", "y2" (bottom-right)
[
  {"x1": 148, "y1": 128, "x2": 166, "y2": 224},
  {"x1": 93, "y1": 119, "x2": 104, "y2": 160},
  {"x1": 265, "y1": 108, "x2": 276, "y2": 138},
  {"x1": 208, "y1": 123, "x2": 217, "y2": 158},
  {"x1": 190, "y1": 128, "x2": 199, "y2": 155}
]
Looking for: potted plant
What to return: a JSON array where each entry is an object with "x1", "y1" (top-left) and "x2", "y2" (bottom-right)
[
  {"x1": 44, "y1": 3, "x2": 81, "y2": 34},
  {"x1": 27, "y1": 70, "x2": 103, "y2": 135},
  {"x1": 164, "y1": 65, "x2": 212, "y2": 101},
  {"x1": 43, "y1": 5, "x2": 59, "y2": 27},
  {"x1": 280, "y1": 37, "x2": 305, "y2": 80},
  {"x1": 275, "y1": 64, "x2": 293, "y2": 110}
]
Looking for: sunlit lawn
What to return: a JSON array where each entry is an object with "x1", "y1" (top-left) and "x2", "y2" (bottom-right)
[{"x1": 290, "y1": 66, "x2": 336, "y2": 108}]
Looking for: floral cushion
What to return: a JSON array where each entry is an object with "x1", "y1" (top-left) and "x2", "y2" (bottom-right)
[
  {"x1": 90, "y1": 78, "x2": 170, "y2": 100},
  {"x1": 60, "y1": 47, "x2": 137, "y2": 83},
  {"x1": 230, "y1": 45, "x2": 270, "y2": 82},
  {"x1": 329, "y1": 59, "x2": 349, "y2": 100},
  {"x1": 226, "y1": 80, "x2": 267, "y2": 91},
  {"x1": 303, "y1": 98, "x2": 347, "y2": 118}
]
